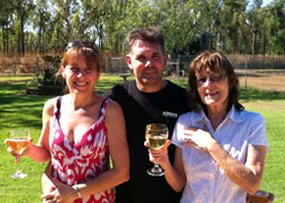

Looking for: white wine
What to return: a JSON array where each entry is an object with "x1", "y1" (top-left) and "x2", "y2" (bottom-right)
[
  {"x1": 5, "y1": 137, "x2": 31, "y2": 154},
  {"x1": 145, "y1": 123, "x2": 169, "y2": 176},
  {"x1": 148, "y1": 134, "x2": 168, "y2": 150}
]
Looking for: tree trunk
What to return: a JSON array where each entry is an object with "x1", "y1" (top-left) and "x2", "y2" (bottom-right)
[
  {"x1": 262, "y1": 31, "x2": 266, "y2": 55},
  {"x1": 251, "y1": 30, "x2": 257, "y2": 56},
  {"x1": 20, "y1": 6, "x2": 25, "y2": 56},
  {"x1": 38, "y1": 11, "x2": 43, "y2": 53}
]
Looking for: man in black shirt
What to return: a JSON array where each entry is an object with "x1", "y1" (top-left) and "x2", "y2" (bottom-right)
[{"x1": 105, "y1": 27, "x2": 189, "y2": 203}]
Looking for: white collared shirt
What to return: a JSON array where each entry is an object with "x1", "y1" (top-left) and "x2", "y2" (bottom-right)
[{"x1": 172, "y1": 106, "x2": 269, "y2": 203}]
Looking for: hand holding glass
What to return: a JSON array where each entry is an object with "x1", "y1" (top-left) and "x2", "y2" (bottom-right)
[
  {"x1": 5, "y1": 130, "x2": 31, "y2": 178},
  {"x1": 145, "y1": 123, "x2": 168, "y2": 176}
]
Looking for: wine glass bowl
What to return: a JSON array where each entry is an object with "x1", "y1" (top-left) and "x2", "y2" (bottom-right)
[
  {"x1": 145, "y1": 123, "x2": 169, "y2": 176},
  {"x1": 5, "y1": 129, "x2": 31, "y2": 178}
]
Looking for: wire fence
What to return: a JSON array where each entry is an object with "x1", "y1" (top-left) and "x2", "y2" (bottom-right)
[
  {"x1": 1, "y1": 54, "x2": 284, "y2": 91},
  {"x1": 103, "y1": 55, "x2": 285, "y2": 74},
  {"x1": 102, "y1": 55, "x2": 285, "y2": 91}
]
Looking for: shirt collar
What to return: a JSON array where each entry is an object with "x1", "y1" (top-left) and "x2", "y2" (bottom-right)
[
  {"x1": 227, "y1": 105, "x2": 243, "y2": 123},
  {"x1": 193, "y1": 105, "x2": 243, "y2": 124}
]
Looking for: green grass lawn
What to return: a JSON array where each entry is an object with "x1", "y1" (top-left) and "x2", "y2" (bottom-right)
[{"x1": 0, "y1": 75, "x2": 284, "y2": 202}]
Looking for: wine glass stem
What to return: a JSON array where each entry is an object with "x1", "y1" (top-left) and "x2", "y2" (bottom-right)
[
  {"x1": 154, "y1": 163, "x2": 160, "y2": 169},
  {"x1": 16, "y1": 158, "x2": 22, "y2": 173}
]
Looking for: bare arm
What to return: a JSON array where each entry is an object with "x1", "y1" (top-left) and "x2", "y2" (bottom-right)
[
  {"x1": 41, "y1": 162, "x2": 57, "y2": 194},
  {"x1": 183, "y1": 128, "x2": 267, "y2": 194},
  {"x1": 209, "y1": 143, "x2": 266, "y2": 194},
  {"x1": 23, "y1": 99, "x2": 53, "y2": 162},
  {"x1": 147, "y1": 141, "x2": 186, "y2": 192},
  {"x1": 8, "y1": 99, "x2": 54, "y2": 163}
]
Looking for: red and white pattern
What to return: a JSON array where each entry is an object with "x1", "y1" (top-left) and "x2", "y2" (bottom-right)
[{"x1": 49, "y1": 98, "x2": 115, "y2": 203}]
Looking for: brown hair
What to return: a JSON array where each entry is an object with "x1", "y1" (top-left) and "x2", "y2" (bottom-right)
[
  {"x1": 61, "y1": 42, "x2": 101, "y2": 73},
  {"x1": 188, "y1": 50, "x2": 244, "y2": 112},
  {"x1": 126, "y1": 27, "x2": 165, "y2": 53}
]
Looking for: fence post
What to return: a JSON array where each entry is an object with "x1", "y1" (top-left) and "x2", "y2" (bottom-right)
[
  {"x1": 244, "y1": 54, "x2": 248, "y2": 90},
  {"x1": 13, "y1": 56, "x2": 17, "y2": 76},
  {"x1": 176, "y1": 55, "x2": 180, "y2": 79},
  {"x1": 35, "y1": 56, "x2": 40, "y2": 83},
  {"x1": 105, "y1": 58, "x2": 109, "y2": 73}
]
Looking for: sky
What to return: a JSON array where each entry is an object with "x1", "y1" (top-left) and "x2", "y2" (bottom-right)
[
  {"x1": 262, "y1": 0, "x2": 274, "y2": 6},
  {"x1": 247, "y1": 0, "x2": 274, "y2": 10}
]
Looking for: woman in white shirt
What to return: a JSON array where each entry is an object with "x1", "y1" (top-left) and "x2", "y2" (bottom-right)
[{"x1": 147, "y1": 50, "x2": 269, "y2": 203}]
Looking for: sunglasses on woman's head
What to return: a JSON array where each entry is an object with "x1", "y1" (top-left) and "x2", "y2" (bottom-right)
[{"x1": 65, "y1": 41, "x2": 98, "y2": 52}]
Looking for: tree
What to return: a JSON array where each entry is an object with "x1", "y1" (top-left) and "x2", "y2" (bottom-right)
[
  {"x1": 246, "y1": 0, "x2": 263, "y2": 55},
  {"x1": 14, "y1": 0, "x2": 35, "y2": 55},
  {"x1": 0, "y1": 0, "x2": 16, "y2": 55},
  {"x1": 269, "y1": 0, "x2": 285, "y2": 54}
]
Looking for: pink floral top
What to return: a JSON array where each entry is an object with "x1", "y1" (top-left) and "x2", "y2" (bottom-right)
[{"x1": 49, "y1": 97, "x2": 115, "y2": 203}]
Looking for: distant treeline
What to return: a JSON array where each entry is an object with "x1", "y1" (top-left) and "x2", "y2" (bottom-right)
[{"x1": 0, "y1": 0, "x2": 285, "y2": 57}]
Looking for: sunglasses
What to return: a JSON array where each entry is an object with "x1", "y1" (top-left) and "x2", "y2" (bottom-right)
[
  {"x1": 65, "y1": 41, "x2": 99, "y2": 52},
  {"x1": 196, "y1": 74, "x2": 226, "y2": 86}
]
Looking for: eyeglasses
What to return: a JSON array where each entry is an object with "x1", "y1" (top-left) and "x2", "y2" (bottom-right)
[
  {"x1": 65, "y1": 41, "x2": 99, "y2": 53},
  {"x1": 196, "y1": 74, "x2": 226, "y2": 86}
]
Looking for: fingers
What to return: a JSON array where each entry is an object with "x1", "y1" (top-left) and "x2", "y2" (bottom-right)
[
  {"x1": 144, "y1": 141, "x2": 149, "y2": 147},
  {"x1": 41, "y1": 190, "x2": 61, "y2": 203},
  {"x1": 41, "y1": 191, "x2": 57, "y2": 202},
  {"x1": 181, "y1": 139, "x2": 197, "y2": 146},
  {"x1": 148, "y1": 149, "x2": 161, "y2": 163},
  {"x1": 144, "y1": 139, "x2": 171, "y2": 149},
  {"x1": 163, "y1": 140, "x2": 171, "y2": 149},
  {"x1": 7, "y1": 147, "x2": 18, "y2": 155},
  {"x1": 187, "y1": 126, "x2": 198, "y2": 131},
  {"x1": 51, "y1": 177, "x2": 61, "y2": 187},
  {"x1": 7, "y1": 147, "x2": 21, "y2": 162},
  {"x1": 41, "y1": 193, "x2": 54, "y2": 200},
  {"x1": 187, "y1": 126, "x2": 208, "y2": 132}
]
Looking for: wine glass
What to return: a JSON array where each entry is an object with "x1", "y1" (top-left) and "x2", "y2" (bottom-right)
[
  {"x1": 145, "y1": 123, "x2": 169, "y2": 176},
  {"x1": 5, "y1": 129, "x2": 31, "y2": 178}
]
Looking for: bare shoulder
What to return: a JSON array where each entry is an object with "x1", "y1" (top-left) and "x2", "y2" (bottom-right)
[
  {"x1": 43, "y1": 97, "x2": 58, "y2": 116},
  {"x1": 105, "y1": 98, "x2": 122, "y2": 113}
]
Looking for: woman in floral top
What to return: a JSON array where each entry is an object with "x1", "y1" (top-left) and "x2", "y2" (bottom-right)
[{"x1": 9, "y1": 41, "x2": 129, "y2": 203}]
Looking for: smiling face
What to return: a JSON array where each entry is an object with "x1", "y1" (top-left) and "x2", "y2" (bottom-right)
[
  {"x1": 126, "y1": 40, "x2": 168, "y2": 92},
  {"x1": 196, "y1": 69, "x2": 229, "y2": 111},
  {"x1": 61, "y1": 50, "x2": 100, "y2": 95}
]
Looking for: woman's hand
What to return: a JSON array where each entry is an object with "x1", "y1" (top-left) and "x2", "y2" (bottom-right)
[
  {"x1": 145, "y1": 140, "x2": 171, "y2": 169},
  {"x1": 181, "y1": 126, "x2": 215, "y2": 152},
  {"x1": 41, "y1": 178, "x2": 77, "y2": 203},
  {"x1": 6, "y1": 139, "x2": 33, "y2": 163}
]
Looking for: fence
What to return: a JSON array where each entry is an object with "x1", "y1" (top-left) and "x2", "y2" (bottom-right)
[
  {"x1": 103, "y1": 54, "x2": 285, "y2": 75},
  {"x1": 102, "y1": 55, "x2": 196, "y2": 76},
  {"x1": 102, "y1": 55, "x2": 285, "y2": 91}
]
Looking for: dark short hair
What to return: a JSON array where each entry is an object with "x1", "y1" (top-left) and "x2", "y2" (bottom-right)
[
  {"x1": 126, "y1": 27, "x2": 165, "y2": 53},
  {"x1": 188, "y1": 50, "x2": 244, "y2": 112}
]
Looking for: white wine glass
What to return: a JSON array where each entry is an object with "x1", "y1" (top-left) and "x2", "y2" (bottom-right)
[
  {"x1": 145, "y1": 123, "x2": 169, "y2": 176},
  {"x1": 5, "y1": 129, "x2": 31, "y2": 178}
]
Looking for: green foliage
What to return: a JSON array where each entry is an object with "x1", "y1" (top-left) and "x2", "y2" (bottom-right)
[{"x1": 1, "y1": 0, "x2": 285, "y2": 56}]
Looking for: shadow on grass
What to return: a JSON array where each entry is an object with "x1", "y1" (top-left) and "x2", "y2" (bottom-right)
[
  {"x1": 0, "y1": 95, "x2": 46, "y2": 129},
  {"x1": 0, "y1": 80, "x2": 29, "y2": 91},
  {"x1": 240, "y1": 87, "x2": 285, "y2": 101},
  {"x1": 0, "y1": 81, "x2": 52, "y2": 129}
]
